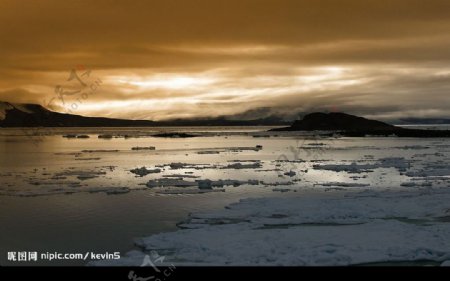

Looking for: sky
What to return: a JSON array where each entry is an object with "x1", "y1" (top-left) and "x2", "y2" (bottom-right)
[{"x1": 1, "y1": 0, "x2": 450, "y2": 121}]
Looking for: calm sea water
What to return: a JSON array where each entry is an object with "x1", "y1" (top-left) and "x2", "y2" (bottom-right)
[{"x1": 0, "y1": 126, "x2": 449, "y2": 265}]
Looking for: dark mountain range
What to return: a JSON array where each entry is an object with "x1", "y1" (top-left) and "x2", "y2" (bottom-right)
[
  {"x1": 0, "y1": 102, "x2": 290, "y2": 127},
  {"x1": 0, "y1": 102, "x2": 157, "y2": 127}
]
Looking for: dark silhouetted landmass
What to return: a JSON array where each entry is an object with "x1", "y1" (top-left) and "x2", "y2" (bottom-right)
[
  {"x1": 276, "y1": 112, "x2": 397, "y2": 131},
  {"x1": 272, "y1": 112, "x2": 450, "y2": 137},
  {"x1": 0, "y1": 102, "x2": 289, "y2": 127},
  {"x1": 0, "y1": 102, "x2": 160, "y2": 127}
]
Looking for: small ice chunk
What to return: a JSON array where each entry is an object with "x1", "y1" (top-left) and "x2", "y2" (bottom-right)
[
  {"x1": 77, "y1": 175, "x2": 97, "y2": 180},
  {"x1": 76, "y1": 135, "x2": 90, "y2": 139},
  {"x1": 317, "y1": 182, "x2": 370, "y2": 188},
  {"x1": 131, "y1": 146, "x2": 156, "y2": 151},
  {"x1": 284, "y1": 171, "x2": 296, "y2": 177},
  {"x1": 273, "y1": 188, "x2": 290, "y2": 192},
  {"x1": 313, "y1": 162, "x2": 374, "y2": 173},
  {"x1": 98, "y1": 134, "x2": 113, "y2": 139},
  {"x1": 81, "y1": 150, "x2": 119, "y2": 153},
  {"x1": 197, "y1": 180, "x2": 212, "y2": 189},
  {"x1": 314, "y1": 157, "x2": 410, "y2": 173},
  {"x1": 223, "y1": 162, "x2": 262, "y2": 169},
  {"x1": 247, "y1": 180, "x2": 260, "y2": 185},
  {"x1": 75, "y1": 157, "x2": 101, "y2": 161},
  {"x1": 170, "y1": 162, "x2": 188, "y2": 169},
  {"x1": 197, "y1": 151, "x2": 221, "y2": 154},
  {"x1": 62, "y1": 134, "x2": 77, "y2": 138},
  {"x1": 224, "y1": 146, "x2": 263, "y2": 152},
  {"x1": 130, "y1": 167, "x2": 161, "y2": 177},
  {"x1": 163, "y1": 174, "x2": 199, "y2": 178},
  {"x1": 156, "y1": 189, "x2": 225, "y2": 195},
  {"x1": 53, "y1": 170, "x2": 106, "y2": 181}
]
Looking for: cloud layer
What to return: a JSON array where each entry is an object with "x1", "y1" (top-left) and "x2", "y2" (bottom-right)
[{"x1": 1, "y1": 0, "x2": 449, "y2": 121}]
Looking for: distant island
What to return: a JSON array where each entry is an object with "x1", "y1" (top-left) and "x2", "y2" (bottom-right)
[
  {"x1": 0, "y1": 102, "x2": 289, "y2": 127},
  {"x1": 272, "y1": 112, "x2": 450, "y2": 137}
]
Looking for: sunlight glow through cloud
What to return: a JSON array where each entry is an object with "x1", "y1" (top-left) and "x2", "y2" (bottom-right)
[
  {"x1": 116, "y1": 75, "x2": 216, "y2": 90},
  {"x1": 72, "y1": 65, "x2": 373, "y2": 120}
]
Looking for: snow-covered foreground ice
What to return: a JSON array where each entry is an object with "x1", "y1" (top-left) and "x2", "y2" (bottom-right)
[{"x1": 92, "y1": 189, "x2": 450, "y2": 266}]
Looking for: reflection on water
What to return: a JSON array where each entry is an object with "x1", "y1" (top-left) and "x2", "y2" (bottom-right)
[{"x1": 0, "y1": 126, "x2": 449, "y2": 265}]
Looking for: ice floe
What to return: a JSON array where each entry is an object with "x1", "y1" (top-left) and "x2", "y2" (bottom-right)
[
  {"x1": 131, "y1": 146, "x2": 156, "y2": 151},
  {"x1": 313, "y1": 157, "x2": 410, "y2": 173},
  {"x1": 146, "y1": 178, "x2": 262, "y2": 189},
  {"x1": 162, "y1": 174, "x2": 199, "y2": 179},
  {"x1": 92, "y1": 189, "x2": 450, "y2": 266},
  {"x1": 315, "y1": 182, "x2": 370, "y2": 188},
  {"x1": 130, "y1": 167, "x2": 162, "y2": 177},
  {"x1": 223, "y1": 162, "x2": 262, "y2": 169},
  {"x1": 197, "y1": 150, "x2": 221, "y2": 154},
  {"x1": 63, "y1": 134, "x2": 90, "y2": 139},
  {"x1": 272, "y1": 188, "x2": 291, "y2": 192},
  {"x1": 283, "y1": 171, "x2": 296, "y2": 177},
  {"x1": 98, "y1": 134, "x2": 113, "y2": 139},
  {"x1": 38, "y1": 170, "x2": 108, "y2": 181}
]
